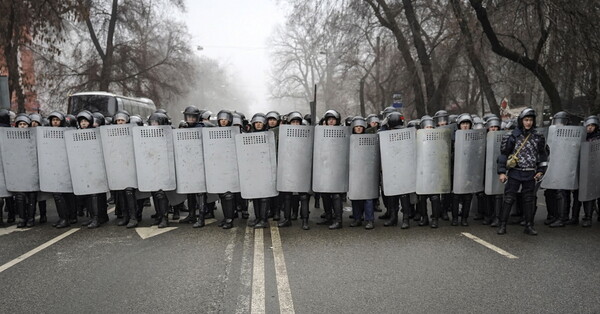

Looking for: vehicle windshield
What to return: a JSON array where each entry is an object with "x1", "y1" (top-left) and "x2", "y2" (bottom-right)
[{"x1": 69, "y1": 95, "x2": 115, "y2": 116}]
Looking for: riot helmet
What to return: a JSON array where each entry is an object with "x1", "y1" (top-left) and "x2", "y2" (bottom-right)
[
  {"x1": 29, "y1": 113, "x2": 42, "y2": 127},
  {"x1": 366, "y1": 114, "x2": 380, "y2": 128},
  {"x1": 216, "y1": 110, "x2": 233, "y2": 127},
  {"x1": 147, "y1": 112, "x2": 169, "y2": 126},
  {"x1": 385, "y1": 111, "x2": 404, "y2": 129},
  {"x1": 129, "y1": 115, "x2": 143, "y2": 126},
  {"x1": 351, "y1": 116, "x2": 367, "y2": 134},
  {"x1": 155, "y1": 109, "x2": 171, "y2": 125},
  {"x1": 15, "y1": 113, "x2": 31, "y2": 128},
  {"x1": 266, "y1": 111, "x2": 280, "y2": 128},
  {"x1": 456, "y1": 113, "x2": 473, "y2": 130},
  {"x1": 287, "y1": 111, "x2": 303, "y2": 125},
  {"x1": 48, "y1": 111, "x2": 66, "y2": 127},
  {"x1": 114, "y1": 111, "x2": 130, "y2": 124},
  {"x1": 280, "y1": 114, "x2": 288, "y2": 125},
  {"x1": 251, "y1": 113, "x2": 267, "y2": 131},
  {"x1": 303, "y1": 113, "x2": 312, "y2": 125},
  {"x1": 433, "y1": 110, "x2": 449, "y2": 126},
  {"x1": 482, "y1": 113, "x2": 497, "y2": 122},
  {"x1": 323, "y1": 109, "x2": 341, "y2": 126},
  {"x1": 76, "y1": 110, "x2": 94, "y2": 129},
  {"x1": 472, "y1": 116, "x2": 484, "y2": 129},
  {"x1": 407, "y1": 119, "x2": 421, "y2": 129},
  {"x1": 92, "y1": 112, "x2": 105, "y2": 127},
  {"x1": 178, "y1": 120, "x2": 188, "y2": 128},
  {"x1": 584, "y1": 115, "x2": 600, "y2": 128},
  {"x1": 420, "y1": 115, "x2": 435, "y2": 129},
  {"x1": 449, "y1": 114, "x2": 458, "y2": 124},
  {"x1": 65, "y1": 114, "x2": 78, "y2": 127},
  {"x1": 182, "y1": 105, "x2": 201, "y2": 125},
  {"x1": 551, "y1": 111, "x2": 569, "y2": 126},
  {"x1": 517, "y1": 108, "x2": 537, "y2": 129},
  {"x1": 381, "y1": 106, "x2": 397, "y2": 119},
  {"x1": 344, "y1": 116, "x2": 353, "y2": 126},
  {"x1": 201, "y1": 110, "x2": 212, "y2": 121},
  {"x1": 0, "y1": 109, "x2": 10, "y2": 125},
  {"x1": 485, "y1": 116, "x2": 501, "y2": 130}
]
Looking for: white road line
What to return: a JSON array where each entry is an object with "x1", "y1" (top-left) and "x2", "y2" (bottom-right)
[
  {"x1": 0, "y1": 228, "x2": 80, "y2": 273},
  {"x1": 235, "y1": 227, "x2": 254, "y2": 314},
  {"x1": 251, "y1": 228, "x2": 265, "y2": 314},
  {"x1": 270, "y1": 226, "x2": 295, "y2": 314},
  {"x1": 462, "y1": 232, "x2": 519, "y2": 259}
]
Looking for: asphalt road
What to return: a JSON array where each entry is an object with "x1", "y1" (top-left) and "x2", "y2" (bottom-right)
[{"x1": 1, "y1": 197, "x2": 600, "y2": 313}]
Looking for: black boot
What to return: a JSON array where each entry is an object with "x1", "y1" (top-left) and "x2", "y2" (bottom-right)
[
  {"x1": 497, "y1": 195, "x2": 514, "y2": 235},
  {"x1": 53, "y1": 194, "x2": 70, "y2": 229},
  {"x1": 87, "y1": 195, "x2": 100, "y2": 229},
  {"x1": 384, "y1": 209, "x2": 398, "y2": 227},
  {"x1": 582, "y1": 202, "x2": 593, "y2": 227},
  {"x1": 328, "y1": 194, "x2": 343, "y2": 229},
  {"x1": 300, "y1": 194, "x2": 310, "y2": 230},
  {"x1": 550, "y1": 191, "x2": 567, "y2": 228},
  {"x1": 248, "y1": 200, "x2": 260, "y2": 227},
  {"x1": 497, "y1": 222, "x2": 507, "y2": 235},
  {"x1": 278, "y1": 194, "x2": 292, "y2": 227},
  {"x1": 291, "y1": 194, "x2": 299, "y2": 221},
  {"x1": 254, "y1": 199, "x2": 269, "y2": 229},
  {"x1": 400, "y1": 215, "x2": 410, "y2": 229},
  {"x1": 180, "y1": 194, "x2": 198, "y2": 224}
]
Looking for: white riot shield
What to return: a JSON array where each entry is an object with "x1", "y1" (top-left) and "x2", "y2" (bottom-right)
[
  {"x1": 312, "y1": 126, "x2": 350, "y2": 193},
  {"x1": 578, "y1": 141, "x2": 600, "y2": 201},
  {"x1": 485, "y1": 131, "x2": 507, "y2": 195},
  {"x1": 348, "y1": 134, "x2": 380, "y2": 200},
  {"x1": 277, "y1": 125, "x2": 314, "y2": 193},
  {"x1": 100, "y1": 125, "x2": 137, "y2": 190},
  {"x1": 453, "y1": 129, "x2": 486, "y2": 194},
  {"x1": 64, "y1": 129, "x2": 109, "y2": 195},
  {"x1": 235, "y1": 131, "x2": 278, "y2": 199},
  {"x1": 0, "y1": 128, "x2": 39, "y2": 192},
  {"x1": 173, "y1": 128, "x2": 206, "y2": 194},
  {"x1": 132, "y1": 126, "x2": 176, "y2": 192},
  {"x1": 416, "y1": 128, "x2": 452, "y2": 195},
  {"x1": 202, "y1": 127, "x2": 241, "y2": 194},
  {"x1": 541, "y1": 126, "x2": 584, "y2": 190},
  {"x1": 36, "y1": 127, "x2": 73, "y2": 193},
  {"x1": 379, "y1": 128, "x2": 417, "y2": 196}
]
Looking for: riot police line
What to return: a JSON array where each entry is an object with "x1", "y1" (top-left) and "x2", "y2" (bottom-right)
[{"x1": 0, "y1": 106, "x2": 599, "y2": 236}]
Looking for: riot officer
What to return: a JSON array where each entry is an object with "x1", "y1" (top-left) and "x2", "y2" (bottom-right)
[
  {"x1": 433, "y1": 110, "x2": 449, "y2": 126},
  {"x1": 581, "y1": 115, "x2": 600, "y2": 227},
  {"x1": 497, "y1": 108, "x2": 547, "y2": 235},
  {"x1": 348, "y1": 116, "x2": 375, "y2": 229},
  {"x1": 178, "y1": 106, "x2": 207, "y2": 228},
  {"x1": 483, "y1": 116, "x2": 503, "y2": 227},
  {"x1": 303, "y1": 113, "x2": 312, "y2": 125},
  {"x1": 28, "y1": 113, "x2": 48, "y2": 223},
  {"x1": 316, "y1": 109, "x2": 345, "y2": 229},
  {"x1": 365, "y1": 114, "x2": 380, "y2": 134},
  {"x1": 214, "y1": 110, "x2": 237, "y2": 229},
  {"x1": 13, "y1": 114, "x2": 38, "y2": 228},
  {"x1": 415, "y1": 116, "x2": 442, "y2": 228},
  {"x1": 547, "y1": 111, "x2": 571, "y2": 228},
  {"x1": 451, "y1": 114, "x2": 475, "y2": 226},
  {"x1": 379, "y1": 112, "x2": 414, "y2": 229},
  {"x1": 76, "y1": 110, "x2": 109, "y2": 228}
]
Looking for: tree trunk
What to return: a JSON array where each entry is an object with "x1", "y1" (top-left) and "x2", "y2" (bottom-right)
[
  {"x1": 98, "y1": 0, "x2": 119, "y2": 91},
  {"x1": 469, "y1": 0, "x2": 562, "y2": 114},
  {"x1": 4, "y1": 2, "x2": 26, "y2": 113},
  {"x1": 450, "y1": 0, "x2": 499, "y2": 116},
  {"x1": 359, "y1": 78, "x2": 366, "y2": 117}
]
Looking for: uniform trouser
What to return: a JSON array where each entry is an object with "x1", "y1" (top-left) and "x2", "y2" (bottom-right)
[
  {"x1": 476, "y1": 192, "x2": 486, "y2": 217},
  {"x1": 544, "y1": 189, "x2": 558, "y2": 220},
  {"x1": 151, "y1": 191, "x2": 169, "y2": 219},
  {"x1": 5, "y1": 196, "x2": 15, "y2": 220},
  {"x1": 546, "y1": 189, "x2": 569, "y2": 222},
  {"x1": 38, "y1": 200, "x2": 47, "y2": 218},
  {"x1": 399, "y1": 194, "x2": 413, "y2": 217},
  {"x1": 65, "y1": 193, "x2": 77, "y2": 221},
  {"x1": 582, "y1": 201, "x2": 594, "y2": 221},
  {"x1": 299, "y1": 194, "x2": 310, "y2": 219},
  {"x1": 441, "y1": 193, "x2": 452, "y2": 212},
  {"x1": 485, "y1": 194, "x2": 503, "y2": 221},
  {"x1": 418, "y1": 194, "x2": 441, "y2": 219},
  {"x1": 53, "y1": 193, "x2": 69, "y2": 221},
  {"x1": 452, "y1": 193, "x2": 473, "y2": 219},
  {"x1": 351, "y1": 200, "x2": 374, "y2": 222},
  {"x1": 500, "y1": 171, "x2": 536, "y2": 225},
  {"x1": 235, "y1": 192, "x2": 247, "y2": 214},
  {"x1": 321, "y1": 193, "x2": 343, "y2": 222},
  {"x1": 571, "y1": 190, "x2": 581, "y2": 220},
  {"x1": 252, "y1": 198, "x2": 269, "y2": 223},
  {"x1": 15, "y1": 192, "x2": 37, "y2": 223},
  {"x1": 219, "y1": 192, "x2": 235, "y2": 221},
  {"x1": 117, "y1": 189, "x2": 137, "y2": 221},
  {"x1": 86, "y1": 193, "x2": 107, "y2": 223}
]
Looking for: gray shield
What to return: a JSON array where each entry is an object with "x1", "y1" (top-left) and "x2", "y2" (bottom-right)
[
  {"x1": 277, "y1": 125, "x2": 314, "y2": 193},
  {"x1": 173, "y1": 128, "x2": 206, "y2": 194},
  {"x1": 36, "y1": 127, "x2": 73, "y2": 193},
  {"x1": 485, "y1": 131, "x2": 507, "y2": 195},
  {"x1": 312, "y1": 126, "x2": 350, "y2": 193},
  {"x1": 235, "y1": 131, "x2": 278, "y2": 199},
  {"x1": 132, "y1": 126, "x2": 176, "y2": 192},
  {"x1": 0, "y1": 128, "x2": 39, "y2": 192},
  {"x1": 453, "y1": 129, "x2": 486, "y2": 194},
  {"x1": 348, "y1": 134, "x2": 380, "y2": 200},
  {"x1": 416, "y1": 128, "x2": 452, "y2": 194},
  {"x1": 578, "y1": 141, "x2": 600, "y2": 201},
  {"x1": 100, "y1": 125, "x2": 138, "y2": 190},
  {"x1": 202, "y1": 127, "x2": 241, "y2": 194},
  {"x1": 535, "y1": 127, "x2": 549, "y2": 141},
  {"x1": 379, "y1": 128, "x2": 417, "y2": 196},
  {"x1": 64, "y1": 129, "x2": 109, "y2": 195},
  {"x1": 541, "y1": 126, "x2": 585, "y2": 190}
]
